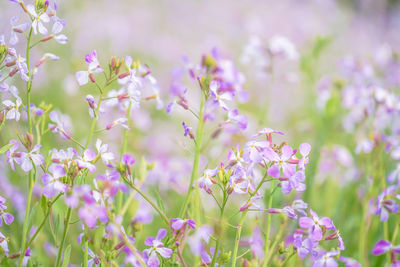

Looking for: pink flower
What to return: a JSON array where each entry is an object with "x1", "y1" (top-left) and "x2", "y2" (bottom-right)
[
  {"x1": 143, "y1": 229, "x2": 173, "y2": 267},
  {"x1": 75, "y1": 50, "x2": 103, "y2": 86}
]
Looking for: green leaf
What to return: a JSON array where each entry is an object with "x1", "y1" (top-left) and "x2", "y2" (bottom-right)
[
  {"x1": 0, "y1": 142, "x2": 14, "y2": 154},
  {"x1": 61, "y1": 244, "x2": 71, "y2": 267}
]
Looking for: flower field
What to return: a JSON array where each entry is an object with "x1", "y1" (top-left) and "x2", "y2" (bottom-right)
[{"x1": 0, "y1": 0, "x2": 399, "y2": 266}]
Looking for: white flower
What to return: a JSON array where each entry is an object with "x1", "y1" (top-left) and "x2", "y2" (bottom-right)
[
  {"x1": 2, "y1": 97, "x2": 22, "y2": 121},
  {"x1": 27, "y1": 5, "x2": 50, "y2": 35}
]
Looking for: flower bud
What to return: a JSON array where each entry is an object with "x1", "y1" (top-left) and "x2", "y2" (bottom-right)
[
  {"x1": 41, "y1": 35, "x2": 54, "y2": 42},
  {"x1": 9, "y1": 68, "x2": 18, "y2": 77},
  {"x1": 89, "y1": 73, "x2": 96, "y2": 83}
]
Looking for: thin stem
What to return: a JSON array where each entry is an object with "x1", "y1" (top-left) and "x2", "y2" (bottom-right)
[
  {"x1": 261, "y1": 184, "x2": 275, "y2": 267},
  {"x1": 231, "y1": 211, "x2": 247, "y2": 267},
  {"x1": 18, "y1": 172, "x2": 34, "y2": 267},
  {"x1": 54, "y1": 206, "x2": 72, "y2": 267},
  {"x1": 210, "y1": 192, "x2": 228, "y2": 267},
  {"x1": 126, "y1": 180, "x2": 169, "y2": 225},
  {"x1": 18, "y1": 27, "x2": 34, "y2": 267},
  {"x1": 179, "y1": 92, "x2": 206, "y2": 221},
  {"x1": 25, "y1": 193, "x2": 62, "y2": 250},
  {"x1": 83, "y1": 238, "x2": 88, "y2": 267},
  {"x1": 85, "y1": 92, "x2": 104, "y2": 149},
  {"x1": 231, "y1": 173, "x2": 270, "y2": 267}
]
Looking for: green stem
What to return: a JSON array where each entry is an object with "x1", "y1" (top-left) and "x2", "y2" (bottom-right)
[
  {"x1": 18, "y1": 28, "x2": 34, "y2": 267},
  {"x1": 261, "y1": 184, "x2": 275, "y2": 267},
  {"x1": 231, "y1": 211, "x2": 247, "y2": 267},
  {"x1": 116, "y1": 102, "x2": 133, "y2": 214},
  {"x1": 24, "y1": 194, "x2": 62, "y2": 250},
  {"x1": 18, "y1": 172, "x2": 34, "y2": 267},
  {"x1": 179, "y1": 93, "x2": 206, "y2": 221},
  {"x1": 85, "y1": 92, "x2": 104, "y2": 149},
  {"x1": 54, "y1": 206, "x2": 72, "y2": 267},
  {"x1": 83, "y1": 239, "x2": 88, "y2": 267},
  {"x1": 210, "y1": 194, "x2": 227, "y2": 267}
]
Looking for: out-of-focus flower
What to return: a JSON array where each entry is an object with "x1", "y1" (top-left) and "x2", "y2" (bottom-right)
[
  {"x1": 170, "y1": 218, "x2": 196, "y2": 230},
  {"x1": 48, "y1": 111, "x2": 71, "y2": 139},
  {"x1": 2, "y1": 97, "x2": 22, "y2": 121},
  {"x1": 376, "y1": 185, "x2": 399, "y2": 222}
]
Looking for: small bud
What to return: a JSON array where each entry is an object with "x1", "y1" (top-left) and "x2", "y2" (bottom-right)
[
  {"x1": 111, "y1": 56, "x2": 116, "y2": 69},
  {"x1": 89, "y1": 73, "x2": 96, "y2": 83},
  {"x1": 6, "y1": 60, "x2": 16, "y2": 67},
  {"x1": 118, "y1": 72, "x2": 130, "y2": 79},
  {"x1": 0, "y1": 110, "x2": 5, "y2": 124},
  {"x1": 9, "y1": 68, "x2": 18, "y2": 77},
  {"x1": 41, "y1": 35, "x2": 55, "y2": 42}
]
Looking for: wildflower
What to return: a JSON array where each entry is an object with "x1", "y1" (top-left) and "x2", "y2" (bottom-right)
[
  {"x1": 187, "y1": 225, "x2": 213, "y2": 255},
  {"x1": 27, "y1": 4, "x2": 50, "y2": 35},
  {"x1": 143, "y1": 229, "x2": 173, "y2": 267},
  {"x1": 0, "y1": 196, "x2": 14, "y2": 226},
  {"x1": 228, "y1": 168, "x2": 250, "y2": 194},
  {"x1": 376, "y1": 185, "x2": 399, "y2": 221},
  {"x1": 372, "y1": 240, "x2": 400, "y2": 255},
  {"x1": 198, "y1": 168, "x2": 218, "y2": 193},
  {"x1": 225, "y1": 108, "x2": 247, "y2": 131},
  {"x1": 299, "y1": 209, "x2": 334, "y2": 241},
  {"x1": 76, "y1": 149, "x2": 96, "y2": 173},
  {"x1": 265, "y1": 145, "x2": 297, "y2": 177},
  {"x1": 312, "y1": 250, "x2": 339, "y2": 267},
  {"x1": 9, "y1": 16, "x2": 29, "y2": 46},
  {"x1": 106, "y1": 118, "x2": 130, "y2": 130},
  {"x1": 76, "y1": 50, "x2": 103, "y2": 86},
  {"x1": 6, "y1": 140, "x2": 20, "y2": 170},
  {"x1": 244, "y1": 140, "x2": 269, "y2": 164},
  {"x1": 42, "y1": 164, "x2": 67, "y2": 198},
  {"x1": 268, "y1": 35, "x2": 299, "y2": 60},
  {"x1": 95, "y1": 139, "x2": 114, "y2": 165},
  {"x1": 0, "y1": 231, "x2": 9, "y2": 256},
  {"x1": 35, "y1": 53, "x2": 59, "y2": 68},
  {"x1": 13, "y1": 54, "x2": 29, "y2": 81},
  {"x1": 78, "y1": 200, "x2": 108, "y2": 228},
  {"x1": 106, "y1": 88, "x2": 141, "y2": 111},
  {"x1": 182, "y1": 122, "x2": 194, "y2": 139},
  {"x1": 279, "y1": 165, "x2": 306, "y2": 194},
  {"x1": 209, "y1": 80, "x2": 233, "y2": 111},
  {"x1": 48, "y1": 111, "x2": 71, "y2": 139},
  {"x1": 19, "y1": 144, "x2": 44, "y2": 172},
  {"x1": 118, "y1": 56, "x2": 142, "y2": 88},
  {"x1": 249, "y1": 226, "x2": 264, "y2": 260},
  {"x1": 170, "y1": 218, "x2": 196, "y2": 230},
  {"x1": 2, "y1": 97, "x2": 22, "y2": 121}
]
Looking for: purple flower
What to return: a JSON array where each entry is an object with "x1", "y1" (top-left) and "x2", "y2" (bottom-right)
[
  {"x1": 372, "y1": 240, "x2": 400, "y2": 255},
  {"x1": 48, "y1": 111, "x2": 71, "y2": 139},
  {"x1": 279, "y1": 165, "x2": 306, "y2": 194},
  {"x1": 122, "y1": 154, "x2": 135, "y2": 165},
  {"x1": 76, "y1": 50, "x2": 103, "y2": 86},
  {"x1": 20, "y1": 144, "x2": 44, "y2": 172},
  {"x1": 170, "y1": 218, "x2": 196, "y2": 230},
  {"x1": 182, "y1": 122, "x2": 194, "y2": 139},
  {"x1": 106, "y1": 118, "x2": 130, "y2": 130},
  {"x1": 9, "y1": 16, "x2": 29, "y2": 46},
  {"x1": 339, "y1": 257, "x2": 361, "y2": 267},
  {"x1": 76, "y1": 149, "x2": 97, "y2": 173},
  {"x1": 265, "y1": 145, "x2": 297, "y2": 177},
  {"x1": 42, "y1": 164, "x2": 67, "y2": 198},
  {"x1": 143, "y1": 229, "x2": 173, "y2": 267},
  {"x1": 299, "y1": 209, "x2": 334, "y2": 241},
  {"x1": 78, "y1": 197, "x2": 108, "y2": 228},
  {"x1": 312, "y1": 250, "x2": 339, "y2": 267},
  {"x1": 225, "y1": 108, "x2": 247, "y2": 131},
  {"x1": 0, "y1": 196, "x2": 14, "y2": 226},
  {"x1": 376, "y1": 185, "x2": 399, "y2": 221},
  {"x1": 198, "y1": 168, "x2": 218, "y2": 194},
  {"x1": 249, "y1": 226, "x2": 264, "y2": 259},
  {"x1": 208, "y1": 80, "x2": 233, "y2": 111},
  {"x1": 6, "y1": 139, "x2": 20, "y2": 170},
  {"x1": 0, "y1": 231, "x2": 9, "y2": 256}
]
